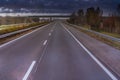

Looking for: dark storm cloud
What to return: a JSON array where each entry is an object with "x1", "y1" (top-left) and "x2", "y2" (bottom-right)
[{"x1": 0, "y1": 0, "x2": 119, "y2": 13}]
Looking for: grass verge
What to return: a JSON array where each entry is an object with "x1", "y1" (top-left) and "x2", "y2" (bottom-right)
[
  {"x1": 69, "y1": 24, "x2": 120, "y2": 50},
  {"x1": 80, "y1": 24, "x2": 120, "y2": 39},
  {"x1": 0, "y1": 22, "x2": 49, "y2": 45},
  {"x1": 0, "y1": 22, "x2": 48, "y2": 35}
]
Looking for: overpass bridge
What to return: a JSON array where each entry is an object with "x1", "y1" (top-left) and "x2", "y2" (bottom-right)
[
  {"x1": 0, "y1": 13, "x2": 71, "y2": 23},
  {"x1": 0, "y1": 13, "x2": 71, "y2": 20}
]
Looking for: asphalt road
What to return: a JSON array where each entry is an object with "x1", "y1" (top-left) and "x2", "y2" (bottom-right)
[{"x1": 0, "y1": 21, "x2": 118, "y2": 80}]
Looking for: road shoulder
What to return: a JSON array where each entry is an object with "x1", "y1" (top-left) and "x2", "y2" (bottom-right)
[{"x1": 64, "y1": 23, "x2": 120, "y2": 78}]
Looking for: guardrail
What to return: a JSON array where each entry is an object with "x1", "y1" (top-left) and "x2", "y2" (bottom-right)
[
  {"x1": 68, "y1": 23, "x2": 120, "y2": 43},
  {"x1": 0, "y1": 25, "x2": 42, "y2": 39}
]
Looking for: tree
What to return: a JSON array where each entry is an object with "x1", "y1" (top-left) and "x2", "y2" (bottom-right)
[
  {"x1": 95, "y1": 7, "x2": 103, "y2": 30},
  {"x1": 116, "y1": 4, "x2": 120, "y2": 34},
  {"x1": 86, "y1": 7, "x2": 96, "y2": 27},
  {"x1": 78, "y1": 9, "x2": 84, "y2": 17},
  {"x1": 117, "y1": 4, "x2": 120, "y2": 16},
  {"x1": 69, "y1": 12, "x2": 77, "y2": 24},
  {"x1": 77, "y1": 9, "x2": 84, "y2": 24},
  {"x1": 86, "y1": 7, "x2": 103, "y2": 31}
]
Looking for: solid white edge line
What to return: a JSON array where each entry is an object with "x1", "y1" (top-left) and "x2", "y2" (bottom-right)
[
  {"x1": 43, "y1": 40, "x2": 47, "y2": 45},
  {"x1": 0, "y1": 23, "x2": 51, "y2": 48},
  {"x1": 62, "y1": 24, "x2": 118, "y2": 80},
  {"x1": 23, "y1": 61, "x2": 36, "y2": 80}
]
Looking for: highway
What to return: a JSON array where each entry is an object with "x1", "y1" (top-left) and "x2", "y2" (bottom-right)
[{"x1": 0, "y1": 21, "x2": 118, "y2": 80}]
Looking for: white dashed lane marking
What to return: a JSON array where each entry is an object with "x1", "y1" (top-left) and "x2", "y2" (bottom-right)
[{"x1": 43, "y1": 40, "x2": 47, "y2": 45}]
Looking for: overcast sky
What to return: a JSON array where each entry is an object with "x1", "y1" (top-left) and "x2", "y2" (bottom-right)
[{"x1": 0, "y1": 0, "x2": 120, "y2": 13}]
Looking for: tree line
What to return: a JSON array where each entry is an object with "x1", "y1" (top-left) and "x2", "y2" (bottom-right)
[{"x1": 68, "y1": 4, "x2": 120, "y2": 34}]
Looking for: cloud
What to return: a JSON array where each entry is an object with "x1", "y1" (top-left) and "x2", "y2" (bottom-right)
[
  {"x1": 0, "y1": 0, "x2": 119, "y2": 13},
  {"x1": 83, "y1": 0, "x2": 89, "y2": 1}
]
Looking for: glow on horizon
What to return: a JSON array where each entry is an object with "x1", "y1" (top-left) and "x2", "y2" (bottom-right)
[{"x1": 0, "y1": 13, "x2": 71, "y2": 17}]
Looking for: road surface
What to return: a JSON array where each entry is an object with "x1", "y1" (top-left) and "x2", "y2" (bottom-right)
[{"x1": 0, "y1": 21, "x2": 118, "y2": 80}]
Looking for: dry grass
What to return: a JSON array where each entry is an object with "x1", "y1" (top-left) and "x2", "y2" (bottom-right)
[
  {"x1": 70, "y1": 24, "x2": 120, "y2": 50},
  {"x1": 78, "y1": 24, "x2": 120, "y2": 39},
  {"x1": 0, "y1": 22, "x2": 49, "y2": 45},
  {"x1": 0, "y1": 22, "x2": 47, "y2": 35},
  {"x1": 101, "y1": 32, "x2": 120, "y2": 38}
]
